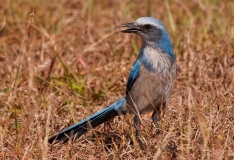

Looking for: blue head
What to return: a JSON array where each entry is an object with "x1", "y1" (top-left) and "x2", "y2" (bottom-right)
[{"x1": 121, "y1": 17, "x2": 174, "y2": 56}]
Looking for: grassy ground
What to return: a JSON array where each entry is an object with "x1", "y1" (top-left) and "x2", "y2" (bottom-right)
[{"x1": 0, "y1": 0, "x2": 234, "y2": 159}]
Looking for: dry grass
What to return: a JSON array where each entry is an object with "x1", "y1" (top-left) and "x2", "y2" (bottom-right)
[{"x1": 0, "y1": 0, "x2": 234, "y2": 159}]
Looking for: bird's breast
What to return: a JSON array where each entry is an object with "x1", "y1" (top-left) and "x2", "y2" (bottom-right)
[
  {"x1": 140, "y1": 46, "x2": 174, "y2": 73},
  {"x1": 126, "y1": 61, "x2": 176, "y2": 114}
]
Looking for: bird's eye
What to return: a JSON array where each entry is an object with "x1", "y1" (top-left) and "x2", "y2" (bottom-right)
[{"x1": 144, "y1": 24, "x2": 152, "y2": 30}]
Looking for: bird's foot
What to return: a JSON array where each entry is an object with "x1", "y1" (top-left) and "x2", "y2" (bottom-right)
[
  {"x1": 136, "y1": 135, "x2": 146, "y2": 150},
  {"x1": 152, "y1": 123, "x2": 162, "y2": 137},
  {"x1": 155, "y1": 127, "x2": 162, "y2": 135}
]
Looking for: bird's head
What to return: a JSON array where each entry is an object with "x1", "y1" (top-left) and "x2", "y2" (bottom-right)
[{"x1": 121, "y1": 17, "x2": 174, "y2": 55}]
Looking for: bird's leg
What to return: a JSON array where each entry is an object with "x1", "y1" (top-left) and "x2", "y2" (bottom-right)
[
  {"x1": 152, "y1": 110, "x2": 162, "y2": 135},
  {"x1": 134, "y1": 115, "x2": 144, "y2": 149}
]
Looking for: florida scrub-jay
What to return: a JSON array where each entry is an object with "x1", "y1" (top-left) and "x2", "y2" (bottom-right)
[{"x1": 48, "y1": 17, "x2": 177, "y2": 145}]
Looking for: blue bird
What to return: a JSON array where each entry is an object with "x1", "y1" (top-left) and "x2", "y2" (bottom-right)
[{"x1": 48, "y1": 17, "x2": 177, "y2": 146}]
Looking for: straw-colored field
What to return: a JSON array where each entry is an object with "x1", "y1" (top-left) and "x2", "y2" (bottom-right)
[{"x1": 0, "y1": 0, "x2": 233, "y2": 159}]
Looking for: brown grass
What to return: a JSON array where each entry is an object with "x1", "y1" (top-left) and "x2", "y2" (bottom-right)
[{"x1": 0, "y1": 0, "x2": 234, "y2": 159}]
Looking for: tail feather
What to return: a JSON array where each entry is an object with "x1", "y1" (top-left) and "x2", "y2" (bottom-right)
[{"x1": 48, "y1": 98, "x2": 125, "y2": 144}]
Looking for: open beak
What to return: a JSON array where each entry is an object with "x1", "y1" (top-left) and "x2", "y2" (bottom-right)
[{"x1": 121, "y1": 23, "x2": 141, "y2": 33}]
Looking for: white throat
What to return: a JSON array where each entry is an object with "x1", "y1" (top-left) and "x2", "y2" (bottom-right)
[{"x1": 141, "y1": 46, "x2": 173, "y2": 73}]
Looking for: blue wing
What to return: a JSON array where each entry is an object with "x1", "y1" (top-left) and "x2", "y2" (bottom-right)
[{"x1": 126, "y1": 59, "x2": 140, "y2": 95}]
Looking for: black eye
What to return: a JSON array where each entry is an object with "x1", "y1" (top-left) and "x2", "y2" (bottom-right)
[{"x1": 144, "y1": 24, "x2": 152, "y2": 30}]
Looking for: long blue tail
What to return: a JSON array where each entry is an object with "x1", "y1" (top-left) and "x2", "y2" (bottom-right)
[{"x1": 48, "y1": 98, "x2": 125, "y2": 143}]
